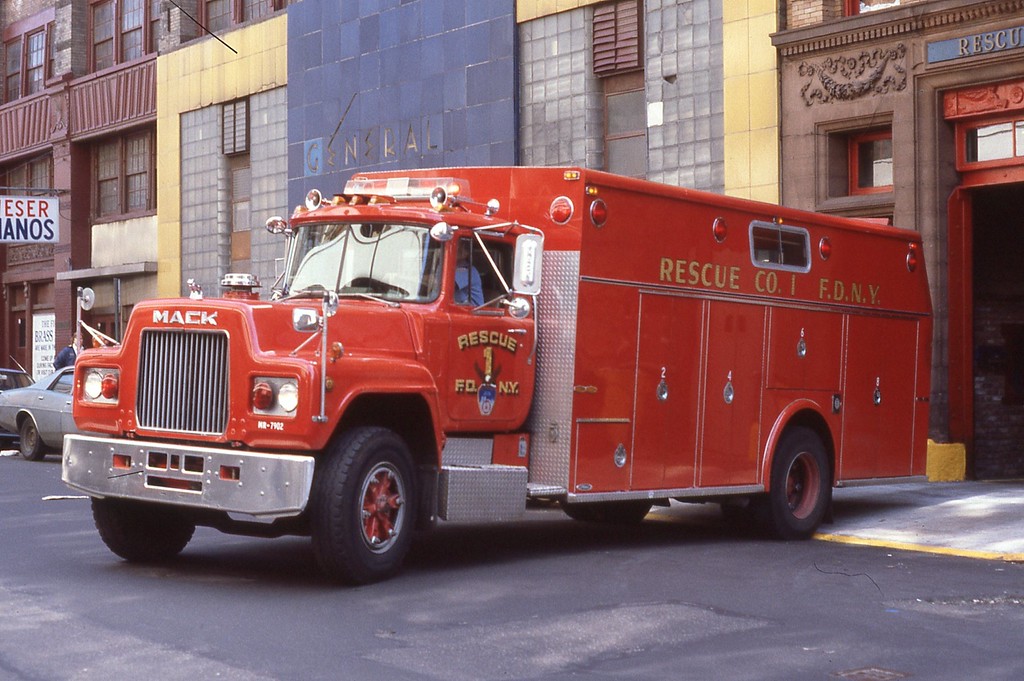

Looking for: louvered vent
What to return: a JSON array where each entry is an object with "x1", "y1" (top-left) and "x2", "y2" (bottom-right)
[{"x1": 593, "y1": 1, "x2": 641, "y2": 76}]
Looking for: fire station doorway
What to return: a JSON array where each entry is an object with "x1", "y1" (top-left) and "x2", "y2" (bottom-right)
[{"x1": 950, "y1": 183, "x2": 1024, "y2": 479}]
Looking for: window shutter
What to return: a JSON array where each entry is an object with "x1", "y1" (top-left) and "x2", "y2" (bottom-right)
[{"x1": 593, "y1": 1, "x2": 641, "y2": 76}]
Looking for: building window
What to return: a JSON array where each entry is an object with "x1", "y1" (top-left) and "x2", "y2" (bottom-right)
[
  {"x1": 3, "y1": 23, "x2": 54, "y2": 103},
  {"x1": 848, "y1": 129, "x2": 893, "y2": 195},
  {"x1": 594, "y1": 1, "x2": 645, "y2": 177},
  {"x1": 2, "y1": 155, "x2": 52, "y2": 194},
  {"x1": 230, "y1": 157, "x2": 252, "y2": 266},
  {"x1": 93, "y1": 1, "x2": 116, "y2": 71},
  {"x1": 202, "y1": 0, "x2": 284, "y2": 34},
  {"x1": 963, "y1": 118, "x2": 1024, "y2": 166},
  {"x1": 844, "y1": 0, "x2": 901, "y2": 15},
  {"x1": 90, "y1": 0, "x2": 159, "y2": 72},
  {"x1": 121, "y1": 0, "x2": 145, "y2": 62},
  {"x1": 604, "y1": 72, "x2": 647, "y2": 178},
  {"x1": 244, "y1": 0, "x2": 280, "y2": 22},
  {"x1": 149, "y1": 0, "x2": 161, "y2": 53},
  {"x1": 222, "y1": 98, "x2": 251, "y2": 266},
  {"x1": 4, "y1": 40, "x2": 21, "y2": 104},
  {"x1": 94, "y1": 130, "x2": 155, "y2": 218},
  {"x1": 222, "y1": 98, "x2": 249, "y2": 155},
  {"x1": 25, "y1": 31, "x2": 47, "y2": 95},
  {"x1": 593, "y1": 0, "x2": 641, "y2": 76}
]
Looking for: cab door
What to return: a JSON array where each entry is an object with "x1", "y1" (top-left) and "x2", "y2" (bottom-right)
[{"x1": 445, "y1": 236, "x2": 535, "y2": 431}]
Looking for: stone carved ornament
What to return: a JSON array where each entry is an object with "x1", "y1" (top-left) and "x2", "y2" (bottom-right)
[{"x1": 798, "y1": 44, "x2": 907, "y2": 106}]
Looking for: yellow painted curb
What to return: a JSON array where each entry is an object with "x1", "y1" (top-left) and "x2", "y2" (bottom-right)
[{"x1": 816, "y1": 532, "x2": 1024, "y2": 562}]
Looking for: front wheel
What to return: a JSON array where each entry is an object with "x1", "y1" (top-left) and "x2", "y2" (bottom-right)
[
  {"x1": 310, "y1": 427, "x2": 417, "y2": 584},
  {"x1": 759, "y1": 427, "x2": 831, "y2": 540},
  {"x1": 19, "y1": 418, "x2": 45, "y2": 461},
  {"x1": 91, "y1": 498, "x2": 196, "y2": 562}
]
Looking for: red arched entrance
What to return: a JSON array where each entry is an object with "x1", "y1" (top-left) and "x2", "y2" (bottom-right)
[{"x1": 945, "y1": 80, "x2": 1024, "y2": 478}]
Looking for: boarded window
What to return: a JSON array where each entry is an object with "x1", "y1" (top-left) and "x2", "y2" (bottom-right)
[{"x1": 593, "y1": 0, "x2": 641, "y2": 76}]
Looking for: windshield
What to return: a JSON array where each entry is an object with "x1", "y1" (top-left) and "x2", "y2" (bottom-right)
[{"x1": 285, "y1": 222, "x2": 442, "y2": 303}]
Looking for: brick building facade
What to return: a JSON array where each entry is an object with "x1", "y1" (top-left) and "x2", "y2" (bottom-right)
[
  {"x1": 1, "y1": 0, "x2": 156, "y2": 377},
  {"x1": 773, "y1": 0, "x2": 1024, "y2": 477}
]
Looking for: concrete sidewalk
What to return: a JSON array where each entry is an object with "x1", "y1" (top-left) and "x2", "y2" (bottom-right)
[{"x1": 819, "y1": 480, "x2": 1024, "y2": 561}]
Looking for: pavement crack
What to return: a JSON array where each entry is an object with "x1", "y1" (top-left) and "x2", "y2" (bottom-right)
[{"x1": 814, "y1": 562, "x2": 883, "y2": 595}]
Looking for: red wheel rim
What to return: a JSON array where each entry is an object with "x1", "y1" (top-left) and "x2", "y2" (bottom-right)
[
  {"x1": 359, "y1": 463, "x2": 406, "y2": 553},
  {"x1": 785, "y1": 452, "x2": 821, "y2": 520}
]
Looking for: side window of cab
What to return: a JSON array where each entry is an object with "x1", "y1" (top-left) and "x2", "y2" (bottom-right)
[{"x1": 453, "y1": 237, "x2": 513, "y2": 307}]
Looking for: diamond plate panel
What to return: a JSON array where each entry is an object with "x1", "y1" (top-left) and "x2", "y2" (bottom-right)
[
  {"x1": 525, "y1": 251, "x2": 579, "y2": 492},
  {"x1": 441, "y1": 437, "x2": 493, "y2": 467},
  {"x1": 438, "y1": 465, "x2": 527, "y2": 522}
]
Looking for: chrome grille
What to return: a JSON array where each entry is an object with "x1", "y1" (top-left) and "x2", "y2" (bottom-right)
[{"x1": 136, "y1": 330, "x2": 229, "y2": 434}]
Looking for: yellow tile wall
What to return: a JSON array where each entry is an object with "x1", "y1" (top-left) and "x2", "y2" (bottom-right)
[
  {"x1": 155, "y1": 15, "x2": 288, "y2": 297},
  {"x1": 723, "y1": 0, "x2": 779, "y2": 203},
  {"x1": 516, "y1": 0, "x2": 603, "y2": 22}
]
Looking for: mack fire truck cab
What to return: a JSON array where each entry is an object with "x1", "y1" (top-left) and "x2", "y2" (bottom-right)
[{"x1": 62, "y1": 167, "x2": 932, "y2": 584}]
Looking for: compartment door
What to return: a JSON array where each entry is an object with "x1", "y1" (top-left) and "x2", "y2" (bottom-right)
[
  {"x1": 699, "y1": 301, "x2": 766, "y2": 487},
  {"x1": 631, "y1": 293, "x2": 703, "y2": 490},
  {"x1": 839, "y1": 316, "x2": 921, "y2": 480}
]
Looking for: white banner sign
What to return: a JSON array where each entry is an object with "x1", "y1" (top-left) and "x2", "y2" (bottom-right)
[
  {"x1": 32, "y1": 313, "x2": 55, "y2": 380},
  {"x1": 1, "y1": 196, "x2": 59, "y2": 243}
]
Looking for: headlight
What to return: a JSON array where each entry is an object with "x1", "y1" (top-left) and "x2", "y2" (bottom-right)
[
  {"x1": 277, "y1": 382, "x2": 299, "y2": 413},
  {"x1": 83, "y1": 368, "x2": 119, "y2": 404}
]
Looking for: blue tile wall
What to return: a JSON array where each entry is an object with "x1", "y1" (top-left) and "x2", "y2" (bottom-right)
[{"x1": 288, "y1": 0, "x2": 517, "y2": 206}]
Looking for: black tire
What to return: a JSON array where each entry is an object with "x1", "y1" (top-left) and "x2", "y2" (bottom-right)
[
  {"x1": 18, "y1": 418, "x2": 45, "y2": 461},
  {"x1": 759, "y1": 426, "x2": 831, "y2": 540},
  {"x1": 92, "y1": 498, "x2": 196, "y2": 562},
  {"x1": 310, "y1": 427, "x2": 416, "y2": 584},
  {"x1": 560, "y1": 500, "x2": 652, "y2": 524}
]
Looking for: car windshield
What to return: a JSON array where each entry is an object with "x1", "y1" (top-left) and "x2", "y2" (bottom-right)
[{"x1": 284, "y1": 222, "x2": 442, "y2": 303}]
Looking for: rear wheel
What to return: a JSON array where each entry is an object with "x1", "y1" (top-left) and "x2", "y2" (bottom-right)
[
  {"x1": 310, "y1": 427, "x2": 416, "y2": 584},
  {"x1": 759, "y1": 427, "x2": 831, "y2": 540},
  {"x1": 560, "y1": 500, "x2": 652, "y2": 524},
  {"x1": 92, "y1": 498, "x2": 196, "y2": 562},
  {"x1": 18, "y1": 418, "x2": 44, "y2": 461}
]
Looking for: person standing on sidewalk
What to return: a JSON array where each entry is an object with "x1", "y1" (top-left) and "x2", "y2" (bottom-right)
[{"x1": 53, "y1": 337, "x2": 77, "y2": 370}]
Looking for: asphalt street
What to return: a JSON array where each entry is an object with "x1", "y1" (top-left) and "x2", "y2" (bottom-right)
[{"x1": 2, "y1": 452, "x2": 1023, "y2": 681}]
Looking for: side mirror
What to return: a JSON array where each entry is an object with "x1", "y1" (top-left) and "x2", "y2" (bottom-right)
[
  {"x1": 505, "y1": 297, "x2": 531, "y2": 319},
  {"x1": 430, "y1": 221, "x2": 455, "y2": 242},
  {"x1": 513, "y1": 233, "x2": 543, "y2": 295},
  {"x1": 293, "y1": 308, "x2": 319, "y2": 332}
]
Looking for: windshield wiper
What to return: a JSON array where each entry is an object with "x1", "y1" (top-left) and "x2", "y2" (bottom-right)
[
  {"x1": 336, "y1": 291, "x2": 401, "y2": 308},
  {"x1": 280, "y1": 284, "x2": 329, "y2": 301}
]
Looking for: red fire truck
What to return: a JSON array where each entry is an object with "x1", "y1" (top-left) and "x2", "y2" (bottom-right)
[{"x1": 62, "y1": 167, "x2": 932, "y2": 583}]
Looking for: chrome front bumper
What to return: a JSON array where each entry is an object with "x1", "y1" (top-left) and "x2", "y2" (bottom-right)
[{"x1": 62, "y1": 434, "x2": 315, "y2": 518}]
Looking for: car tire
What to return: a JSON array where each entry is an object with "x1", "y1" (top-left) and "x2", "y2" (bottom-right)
[{"x1": 18, "y1": 418, "x2": 45, "y2": 461}]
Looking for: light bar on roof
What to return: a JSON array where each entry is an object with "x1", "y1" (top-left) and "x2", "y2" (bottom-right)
[{"x1": 343, "y1": 176, "x2": 472, "y2": 202}]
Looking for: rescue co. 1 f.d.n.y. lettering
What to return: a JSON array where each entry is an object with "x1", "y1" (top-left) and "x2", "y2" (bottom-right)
[{"x1": 658, "y1": 257, "x2": 880, "y2": 305}]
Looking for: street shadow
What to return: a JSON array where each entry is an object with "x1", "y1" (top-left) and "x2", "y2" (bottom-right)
[{"x1": 97, "y1": 502, "x2": 764, "y2": 588}]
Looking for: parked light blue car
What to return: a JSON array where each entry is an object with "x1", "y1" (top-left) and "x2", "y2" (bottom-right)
[{"x1": 0, "y1": 367, "x2": 82, "y2": 461}]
